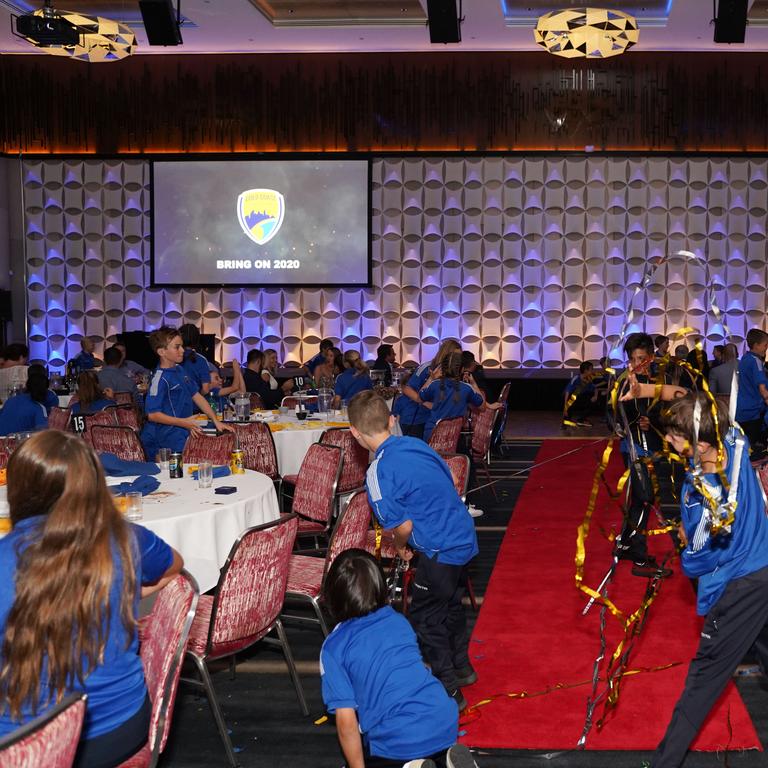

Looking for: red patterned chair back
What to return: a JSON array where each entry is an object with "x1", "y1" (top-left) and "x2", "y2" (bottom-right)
[
  {"x1": 428, "y1": 416, "x2": 464, "y2": 455},
  {"x1": 115, "y1": 405, "x2": 142, "y2": 431},
  {"x1": 183, "y1": 432, "x2": 236, "y2": 465},
  {"x1": 443, "y1": 453, "x2": 471, "y2": 501},
  {"x1": 471, "y1": 407, "x2": 498, "y2": 462},
  {"x1": 0, "y1": 435, "x2": 16, "y2": 470},
  {"x1": 113, "y1": 391, "x2": 134, "y2": 406},
  {"x1": 292, "y1": 443, "x2": 343, "y2": 523},
  {"x1": 79, "y1": 408, "x2": 119, "y2": 445},
  {"x1": 121, "y1": 572, "x2": 199, "y2": 766},
  {"x1": 230, "y1": 422, "x2": 280, "y2": 479},
  {"x1": 320, "y1": 428, "x2": 369, "y2": 492},
  {"x1": 0, "y1": 692, "x2": 86, "y2": 768},
  {"x1": 249, "y1": 392, "x2": 265, "y2": 410},
  {"x1": 90, "y1": 426, "x2": 147, "y2": 462},
  {"x1": 326, "y1": 491, "x2": 373, "y2": 572},
  {"x1": 205, "y1": 515, "x2": 298, "y2": 658},
  {"x1": 48, "y1": 406, "x2": 71, "y2": 432}
]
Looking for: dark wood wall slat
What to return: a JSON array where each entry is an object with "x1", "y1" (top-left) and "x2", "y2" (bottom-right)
[{"x1": 2, "y1": 52, "x2": 767, "y2": 154}]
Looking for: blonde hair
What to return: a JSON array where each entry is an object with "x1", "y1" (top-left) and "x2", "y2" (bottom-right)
[
  {"x1": 344, "y1": 350, "x2": 369, "y2": 377},
  {"x1": 431, "y1": 339, "x2": 461, "y2": 369}
]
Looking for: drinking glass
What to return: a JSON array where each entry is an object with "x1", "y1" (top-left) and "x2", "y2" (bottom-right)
[
  {"x1": 198, "y1": 461, "x2": 213, "y2": 489},
  {"x1": 157, "y1": 447, "x2": 171, "y2": 472},
  {"x1": 126, "y1": 492, "x2": 143, "y2": 522}
]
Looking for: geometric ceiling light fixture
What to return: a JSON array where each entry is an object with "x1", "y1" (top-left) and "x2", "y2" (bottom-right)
[
  {"x1": 534, "y1": 7, "x2": 639, "y2": 58},
  {"x1": 12, "y1": 0, "x2": 136, "y2": 62}
]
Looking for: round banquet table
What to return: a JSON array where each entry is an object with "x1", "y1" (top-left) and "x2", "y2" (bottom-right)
[
  {"x1": 108, "y1": 469, "x2": 280, "y2": 593},
  {"x1": 268, "y1": 414, "x2": 349, "y2": 475}
]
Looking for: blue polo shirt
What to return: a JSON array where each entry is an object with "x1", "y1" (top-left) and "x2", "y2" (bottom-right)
[
  {"x1": 71, "y1": 351, "x2": 97, "y2": 371},
  {"x1": 305, "y1": 352, "x2": 326, "y2": 375},
  {"x1": 181, "y1": 350, "x2": 211, "y2": 394},
  {"x1": 564, "y1": 375, "x2": 595, "y2": 398},
  {"x1": 141, "y1": 365, "x2": 198, "y2": 458},
  {"x1": 320, "y1": 605, "x2": 457, "y2": 761},
  {"x1": 396, "y1": 363, "x2": 432, "y2": 428},
  {"x1": 419, "y1": 379, "x2": 483, "y2": 442},
  {"x1": 334, "y1": 369, "x2": 373, "y2": 402},
  {"x1": 43, "y1": 390, "x2": 58, "y2": 414},
  {"x1": 0, "y1": 393, "x2": 48, "y2": 435},
  {"x1": 366, "y1": 435, "x2": 478, "y2": 565},
  {"x1": 736, "y1": 351, "x2": 768, "y2": 422},
  {"x1": 0, "y1": 517, "x2": 173, "y2": 740},
  {"x1": 680, "y1": 427, "x2": 768, "y2": 615}
]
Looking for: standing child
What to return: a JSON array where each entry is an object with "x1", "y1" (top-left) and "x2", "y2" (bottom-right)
[
  {"x1": 321, "y1": 549, "x2": 480, "y2": 768},
  {"x1": 419, "y1": 351, "x2": 486, "y2": 443},
  {"x1": 348, "y1": 391, "x2": 478, "y2": 710},
  {"x1": 141, "y1": 326, "x2": 233, "y2": 461},
  {"x1": 642, "y1": 392, "x2": 768, "y2": 767},
  {"x1": 735, "y1": 328, "x2": 768, "y2": 454}
]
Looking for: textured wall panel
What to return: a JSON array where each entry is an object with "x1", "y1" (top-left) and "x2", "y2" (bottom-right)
[{"x1": 23, "y1": 157, "x2": 768, "y2": 371}]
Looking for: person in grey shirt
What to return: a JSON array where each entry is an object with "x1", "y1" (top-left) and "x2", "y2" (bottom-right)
[
  {"x1": 113, "y1": 342, "x2": 149, "y2": 378},
  {"x1": 98, "y1": 347, "x2": 140, "y2": 401},
  {"x1": 708, "y1": 343, "x2": 738, "y2": 396}
]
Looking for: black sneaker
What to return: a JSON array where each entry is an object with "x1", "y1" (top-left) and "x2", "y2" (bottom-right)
[
  {"x1": 631, "y1": 557, "x2": 672, "y2": 578},
  {"x1": 447, "y1": 744, "x2": 480, "y2": 768},
  {"x1": 454, "y1": 664, "x2": 478, "y2": 687},
  {"x1": 449, "y1": 688, "x2": 467, "y2": 712}
]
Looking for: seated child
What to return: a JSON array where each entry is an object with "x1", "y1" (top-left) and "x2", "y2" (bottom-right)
[
  {"x1": 563, "y1": 361, "x2": 598, "y2": 427},
  {"x1": 205, "y1": 361, "x2": 246, "y2": 415},
  {"x1": 141, "y1": 326, "x2": 233, "y2": 461},
  {"x1": 0, "y1": 367, "x2": 52, "y2": 435},
  {"x1": 70, "y1": 370, "x2": 116, "y2": 416},
  {"x1": 333, "y1": 350, "x2": 373, "y2": 407},
  {"x1": 321, "y1": 549, "x2": 480, "y2": 768}
]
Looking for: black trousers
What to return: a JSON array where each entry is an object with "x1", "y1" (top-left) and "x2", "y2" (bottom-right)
[
  {"x1": 363, "y1": 743, "x2": 449, "y2": 767},
  {"x1": 740, "y1": 418, "x2": 766, "y2": 454},
  {"x1": 409, "y1": 553, "x2": 469, "y2": 692},
  {"x1": 652, "y1": 566, "x2": 768, "y2": 767},
  {"x1": 402, "y1": 423, "x2": 425, "y2": 440},
  {"x1": 616, "y1": 454, "x2": 652, "y2": 561}
]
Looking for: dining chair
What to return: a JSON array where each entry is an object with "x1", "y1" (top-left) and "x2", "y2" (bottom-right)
[
  {"x1": 118, "y1": 571, "x2": 199, "y2": 768},
  {"x1": 0, "y1": 692, "x2": 87, "y2": 768},
  {"x1": 230, "y1": 422, "x2": 281, "y2": 487},
  {"x1": 280, "y1": 395, "x2": 318, "y2": 410},
  {"x1": 280, "y1": 442, "x2": 343, "y2": 546},
  {"x1": 91, "y1": 425, "x2": 148, "y2": 462},
  {"x1": 427, "y1": 416, "x2": 464, "y2": 455},
  {"x1": 115, "y1": 405, "x2": 142, "y2": 431},
  {"x1": 79, "y1": 407, "x2": 120, "y2": 446},
  {"x1": 248, "y1": 392, "x2": 264, "y2": 410},
  {"x1": 491, "y1": 381, "x2": 511, "y2": 454},
  {"x1": 113, "y1": 391, "x2": 135, "y2": 406},
  {"x1": 182, "y1": 515, "x2": 305, "y2": 768},
  {"x1": 319, "y1": 428, "x2": 369, "y2": 494},
  {"x1": 183, "y1": 432, "x2": 235, "y2": 466},
  {"x1": 282, "y1": 490, "x2": 372, "y2": 636},
  {"x1": 470, "y1": 407, "x2": 500, "y2": 500},
  {"x1": 47, "y1": 406, "x2": 71, "y2": 432}
]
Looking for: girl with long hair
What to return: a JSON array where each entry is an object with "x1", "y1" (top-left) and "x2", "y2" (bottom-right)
[
  {"x1": 419, "y1": 351, "x2": 485, "y2": 443},
  {"x1": 333, "y1": 350, "x2": 373, "y2": 407},
  {"x1": 0, "y1": 431, "x2": 182, "y2": 767},
  {"x1": 399, "y1": 339, "x2": 463, "y2": 439},
  {"x1": 71, "y1": 370, "x2": 116, "y2": 416}
]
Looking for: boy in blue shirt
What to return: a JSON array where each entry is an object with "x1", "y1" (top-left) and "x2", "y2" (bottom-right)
[
  {"x1": 141, "y1": 326, "x2": 233, "y2": 461},
  {"x1": 321, "y1": 549, "x2": 479, "y2": 768},
  {"x1": 640, "y1": 392, "x2": 768, "y2": 767},
  {"x1": 304, "y1": 338, "x2": 334, "y2": 377},
  {"x1": 348, "y1": 390, "x2": 479, "y2": 711},
  {"x1": 734, "y1": 327, "x2": 768, "y2": 455},
  {"x1": 563, "y1": 360, "x2": 598, "y2": 427},
  {"x1": 179, "y1": 323, "x2": 213, "y2": 395}
]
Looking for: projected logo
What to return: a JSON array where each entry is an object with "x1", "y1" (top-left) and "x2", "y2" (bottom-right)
[{"x1": 237, "y1": 189, "x2": 285, "y2": 245}]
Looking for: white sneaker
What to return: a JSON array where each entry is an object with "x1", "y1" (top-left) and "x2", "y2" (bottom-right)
[
  {"x1": 467, "y1": 504, "x2": 484, "y2": 518},
  {"x1": 403, "y1": 761, "x2": 437, "y2": 768},
  {"x1": 446, "y1": 745, "x2": 480, "y2": 768}
]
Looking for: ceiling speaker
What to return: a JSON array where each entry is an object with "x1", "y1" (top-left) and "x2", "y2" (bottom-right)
[
  {"x1": 426, "y1": 0, "x2": 460, "y2": 44},
  {"x1": 139, "y1": 0, "x2": 182, "y2": 46},
  {"x1": 714, "y1": 0, "x2": 748, "y2": 44}
]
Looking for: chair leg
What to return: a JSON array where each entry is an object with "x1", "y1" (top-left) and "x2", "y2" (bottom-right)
[
  {"x1": 482, "y1": 460, "x2": 498, "y2": 501},
  {"x1": 229, "y1": 654, "x2": 237, "y2": 680},
  {"x1": 274, "y1": 618, "x2": 310, "y2": 717},
  {"x1": 190, "y1": 655, "x2": 240, "y2": 768},
  {"x1": 310, "y1": 597, "x2": 330, "y2": 637}
]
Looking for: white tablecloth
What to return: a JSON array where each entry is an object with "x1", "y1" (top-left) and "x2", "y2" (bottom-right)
[
  {"x1": 116, "y1": 469, "x2": 280, "y2": 592},
  {"x1": 266, "y1": 413, "x2": 350, "y2": 476}
]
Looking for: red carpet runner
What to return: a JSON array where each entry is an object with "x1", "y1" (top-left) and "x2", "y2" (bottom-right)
[{"x1": 461, "y1": 439, "x2": 762, "y2": 752}]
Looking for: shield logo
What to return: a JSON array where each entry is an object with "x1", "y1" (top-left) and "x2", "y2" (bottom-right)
[{"x1": 237, "y1": 189, "x2": 285, "y2": 246}]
